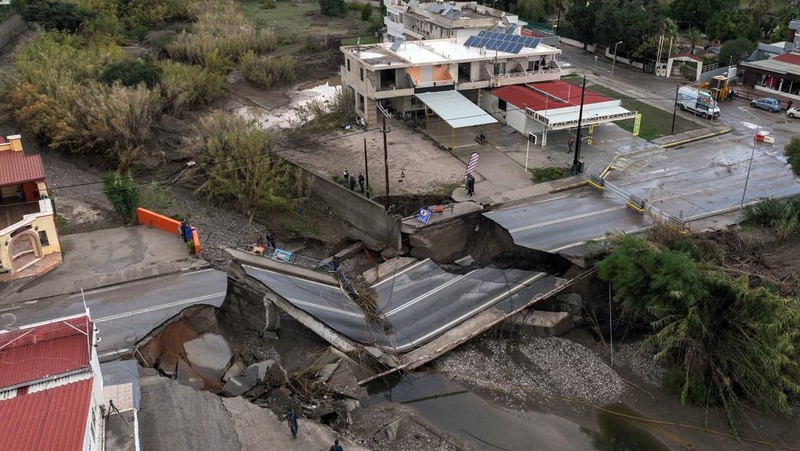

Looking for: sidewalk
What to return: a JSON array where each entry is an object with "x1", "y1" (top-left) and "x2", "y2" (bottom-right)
[{"x1": 0, "y1": 226, "x2": 209, "y2": 305}]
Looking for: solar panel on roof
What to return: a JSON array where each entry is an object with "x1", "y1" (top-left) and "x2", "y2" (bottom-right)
[
  {"x1": 510, "y1": 43, "x2": 523, "y2": 54},
  {"x1": 429, "y1": 3, "x2": 442, "y2": 12},
  {"x1": 464, "y1": 36, "x2": 478, "y2": 47},
  {"x1": 528, "y1": 38, "x2": 541, "y2": 48},
  {"x1": 390, "y1": 37, "x2": 404, "y2": 52},
  {"x1": 408, "y1": 0, "x2": 418, "y2": 5},
  {"x1": 448, "y1": 10, "x2": 461, "y2": 19},
  {"x1": 477, "y1": 30, "x2": 488, "y2": 37},
  {"x1": 441, "y1": 4, "x2": 452, "y2": 15}
]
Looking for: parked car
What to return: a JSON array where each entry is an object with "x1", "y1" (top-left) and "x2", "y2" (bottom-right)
[
  {"x1": 788, "y1": 107, "x2": 799, "y2": 118},
  {"x1": 751, "y1": 98, "x2": 781, "y2": 112}
]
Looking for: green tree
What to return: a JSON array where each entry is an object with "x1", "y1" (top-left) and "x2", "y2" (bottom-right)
[
  {"x1": 669, "y1": 0, "x2": 714, "y2": 30},
  {"x1": 516, "y1": 0, "x2": 547, "y2": 22},
  {"x1": 564, "y1": 0, "x2": 598, "y2": 48},
  {"x1": 593, "y1": 0, "x2": 649, "y2": 59},
  {"x1": 705, "y1": 9, "x2": 758, "y2": 41},
  {"x1": 102, "y1": 171, "x2": 139, "y2": 223},
  {"x1": 784, "y1": 137, "x2": 800, "y2": 178},
  {"x1": 597, "y1": 235, "x2": 800, "y2": 434},
  {"x1": 100, "y1": 60, "x2": 162, "y2": 88},
  {"x1": 22, "y1": 1, "x2": 88, "y2": 33},
  {"x1": 717, "y1": 37, "x2": 755, "y2": 66},
  {"x1": 319, "y1": 0, "x2": 346, "y2": 17},
  {"x1": 360, "y1": 4, "x2": 372, "y2": 21}
]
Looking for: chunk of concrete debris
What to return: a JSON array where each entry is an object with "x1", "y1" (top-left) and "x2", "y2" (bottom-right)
[
  {"x1": 364, "y1": 346, "x2": 383, "y2": 359},
  {"x1": 326, "y1": 363, "x2": 362, "y2": 399},
  {"x1": 183, "y1": 333, "x2": 233, "y2": 381},
  {"x1": 222, "y1": 365, "x2": 259, "y2": 396},
  {"x1": 361, "y1": 257, "x2": 418, "y2": 285},
  {"x1": 454, "y1": 255, "x2": 475, "y2": 266},
  {"x1": 386, "y1": 419, "x2": 402, "y2": 441},
  {"x1": 222, "y1": 361, "x2": 244, "y2": 382},
  {"x1": 313, "y1": 347, "x2": 376, "y2": 382},
  {"x1": 176, "y1": 360, "x2": 205, "y2": 390},
  {"x1": 316, "y1": 362, "x2": 341, "y2": 384},
  {"x1": 501, "y1": 310, "x2": 573, "y2": 337}
]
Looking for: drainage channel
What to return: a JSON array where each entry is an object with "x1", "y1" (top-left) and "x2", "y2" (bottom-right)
[{"x1": 369, "y1": 372, "x2": 669, "y2": 451}]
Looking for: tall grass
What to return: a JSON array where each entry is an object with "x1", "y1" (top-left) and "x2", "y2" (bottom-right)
[
  {"x1": 157, "y1": 60, "x2": 224, "y2": 117},
  {"x1": 240, "y1": 51, "x2": 296, "y2": 89},
  {"x1": 165, "y1": 0, "x2": 277, "y2": 64}
]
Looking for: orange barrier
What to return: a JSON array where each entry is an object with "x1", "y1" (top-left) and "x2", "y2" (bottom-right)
[{"x1": 136, "y1": 207, "x2": 201, "y2": 255}]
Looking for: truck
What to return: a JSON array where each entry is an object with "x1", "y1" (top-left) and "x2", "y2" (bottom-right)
[{"x1": 677, "y1": 86, "x2": 721, "y2": 118}]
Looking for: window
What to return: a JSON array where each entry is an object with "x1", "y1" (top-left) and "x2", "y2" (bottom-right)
[
  {"x1": 38, "y1": 231, "x2": 49, "y2": 246},
  {"x1": 498, "y1": 99, "x2": 507, "y2": 111},
  {"x1": 347, "y1": 58, "x2": 351, "y2": 71},
  {"x1": 360, "y1": 68, "x2": 364, "y2": 81}
]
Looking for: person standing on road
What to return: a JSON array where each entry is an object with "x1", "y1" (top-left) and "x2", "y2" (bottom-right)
[
  {"x1": 286, "y1": 408, "x2": 299, "y2": 438},
  {"x1": 466, "y1": 173, "x2": 475, "y2": 196},
  {"x1": 179, "y1": 220, "x2": 189, "y2": 242},
  {"x1": 343, "y1": 168, "x2": 350, "y2": 186},
  {"x1": 358, "y1": 174, "x2": 365, "y2": 193},
  {"x1": 330, "y1": 438, "x2": 344, "y2": 451},
  {"x1": 568, "y1": 136, "x2": 574, "y2": 153}
]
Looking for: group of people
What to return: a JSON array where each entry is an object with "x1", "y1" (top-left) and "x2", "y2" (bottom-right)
[
  {"x1": 285, "y1": 408, "x2": 344, "y2": 450},
  {"x1": 342, "y1": 169, "x2": 366, "y2": 193}
]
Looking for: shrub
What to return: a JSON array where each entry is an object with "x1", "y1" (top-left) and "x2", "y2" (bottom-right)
[
  {"x1": 240, "y1": 52, "x2": 296, "y2": 89},
  {"x1": 360, "y1": 4, "x2": 372, "y2": 21},
  {"x1": 119, "y1": 0, "x2": 194, "y2": 28},
  {"x1": 785, "y1": 137, "x2": 800, "y2": 177},
  {"x1": 22, "y1": 1, "x2": 88, "y2": 33},
  {"x1": 102, "y1": 171, "x2": 139, "y2": 223},
  {"x1": 100, "y1": 60, "x2": 162, "y2": 88},
  {"x1": 165, "y1": 0, "x2": 277, "y2": 64},
  {"x1": 157, "y1": 60, "x2": 224, "y2": 116},
  {"x1": 320, "y1": 0, "x2": 347, "y2": 17},
  {"x1": 531, "y1": 167, "x2": 569, "y2": 183},
  {"x1": 195, "y1": 112, "x2": 311, "y2": 213},
  {"x1": 138, "y1": 181, "x2": 174, "y2": 213}
]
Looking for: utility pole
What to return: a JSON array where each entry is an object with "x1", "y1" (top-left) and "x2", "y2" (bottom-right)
[
  {"x1": 382, "y1": 113, "x2": 390, "y2": 209},
  {"x1": 671, "y1": 85, "x2": 679, "y2": 135},
  {"x1": 571, "y1": 76, "x2": 587, "y2": 175},
  {"x1": 363, "y1": 138, "x2": 370, "y2": 198}
]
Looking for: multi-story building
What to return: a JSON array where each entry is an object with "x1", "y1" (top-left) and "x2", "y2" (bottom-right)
[
  {"x1": 0, "y1": 134, "x2": 62, "y2": 282},
  {"x1": 384, "y1": 0, "x2": 524, "y2": 42},
  {"x1": 341, "y1": 33, "x2": 562, "y2": 127},
  {"x1": 0, "y1": 315, "x2": 105, "y2": 450}
]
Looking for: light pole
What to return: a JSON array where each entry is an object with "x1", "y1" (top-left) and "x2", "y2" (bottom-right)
[
  {"x1": 738, "y1": 106, "x2": 761, "y2": 210},
  {"x1": 611, "y1": 41, "x2": 623, "y2": 77}
]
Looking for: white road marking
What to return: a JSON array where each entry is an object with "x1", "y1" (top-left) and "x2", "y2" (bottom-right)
[
  {"x1": 287, "y1": 298, "x2": 365, "y2": 319},
  {"x1": 508, "y1": 205, "x2": 625, "y2": 233},
  {"x1": 383, "y1": 273, "x2": 471, "y2": 317},
  {"x1": 95, "y1": 292, "x2": 225, "y2": 323},
  {"x1": 181, "y1": 268, "x2": 215, "y2": 277},
  {"x1": 243, "y1": 265, "x2": 337, "y2": 289},
  {"x1": 371, "y1": 259, "x2": 431, "y2": 289}
]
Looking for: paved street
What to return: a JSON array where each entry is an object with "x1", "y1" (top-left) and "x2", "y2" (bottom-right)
[
  {"x1": 244, "y1": 260, "x2": 559, "y2": 353},
  {"x1": 483, "y1": 45, "x2": 800, "y2": 255},
  {"x1": 0, "y1": 269, "x2": 226, "y2": 360}
]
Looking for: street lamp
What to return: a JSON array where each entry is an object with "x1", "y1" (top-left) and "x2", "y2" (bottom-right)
[
  {"x1": 611, "y1": 41, "x2": 623, "y2": 77},
  {"x1": 738, "y1": 106, "x2": 761, "y2": 210}
]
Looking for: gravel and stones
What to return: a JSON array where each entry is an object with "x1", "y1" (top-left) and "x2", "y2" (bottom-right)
[
  {"x1": 436, "y1": 335, "x2": 628, "y2": 407},
  {"x1": 611, "y1": 342, "x2": 667, "y2": 388}
]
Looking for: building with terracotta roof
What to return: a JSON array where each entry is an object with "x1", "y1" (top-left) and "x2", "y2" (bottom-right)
[
  {"x1": 0, "y1": 314, "x2": 105, "y2": 450},
  {"x1": 485, "y1": 80, "x2": 636, "y2": 146},
  {"x1": 0, "y1": 134, "x2": 62, "y2": 283},
  {"x1": 738, "y1": 20, "x2": 800, "y2": 102}
]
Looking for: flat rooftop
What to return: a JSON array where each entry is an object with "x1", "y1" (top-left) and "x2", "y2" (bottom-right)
[{"x1": 344, "y1": 37, "x2": 560, "y2": 68}]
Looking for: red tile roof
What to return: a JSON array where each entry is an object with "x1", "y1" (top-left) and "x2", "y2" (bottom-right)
[
  {"x1": 774, "y1": 52, "x2": 800, "y2": 66},
  {"x1": 0, "y1": 317, "x2": 92, "y2": 389},
  {"x1": 0, "y1": 378, "x2": 92, "y2": 450},
  {"x1": 492, "y1": 80, "x2": 610, "y2": 111},
  {"x1": 0, "y1": 150, "x2": 45, "y2": 187}
]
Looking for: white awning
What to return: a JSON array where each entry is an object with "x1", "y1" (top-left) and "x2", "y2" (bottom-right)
[
  {"x1": 525, "y1": 101, "x2": 636, "y2": 130},
  {"x1": 415, "y1": 91, "x2": 498, "y2": 128}
]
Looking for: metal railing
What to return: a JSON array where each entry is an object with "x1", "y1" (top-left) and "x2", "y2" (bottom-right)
[{"x1": 589, "y1": 174, "x2": 687, "y2": 232}]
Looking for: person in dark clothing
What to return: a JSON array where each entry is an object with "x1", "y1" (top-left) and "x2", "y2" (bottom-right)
[
  {"x1": 267, "y1": 234, "x2": 277, "y2": 250},
  {"x1": 286, "y1": 409, "x2": 298, "y2": 438},
  {"x1": 788, "y1": 100, "x2": 793, "y2": 110},
  {"x1": 330, "y1": 438, "x2": 344, "y2": 451},
  {"x1": 358, "y1": 174, "x2": 365, "y2": 193},
  {"x1": 568, "y1": 136, "x2": 574, "y2": 153},
  {"x1": 179, "y1": 220, "x2": 189, "y2": 242},
  {"x1": 466, "y1": 173, "x2": 475, "y2": 196},
  {"x1": 349, "y1": 176, "x2": 356, "y2": 191},
  {"x1": 183, "y1": 222, "x2": 193, "y2": 243}
]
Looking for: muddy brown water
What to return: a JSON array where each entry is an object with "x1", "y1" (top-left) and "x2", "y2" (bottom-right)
[{"x1": 369, "y1": 373, "x2": 668, "y2": 451}]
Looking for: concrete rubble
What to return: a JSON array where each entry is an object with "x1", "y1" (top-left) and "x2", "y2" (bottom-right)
[
  {"x1": 183, "y1": 333, "x2": 233, "y2": 381},
  {"x1": 501, "y1": 309, "x2": 574, "y2": 337}
]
